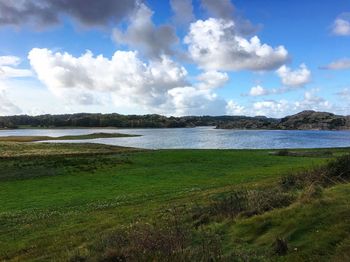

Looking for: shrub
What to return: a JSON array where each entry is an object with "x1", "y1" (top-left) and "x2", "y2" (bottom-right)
[
  {"x1": 274, "y1": 237, "x2": 288, "y2": 256},
  {"x1": 206, "y1": 188, "x2": 294, "y2": 219},
  {"x1": 280, "y1": 154, "x2": 350, "y2": 190},
  {"x1": 274, "y1": 149, "x2": 291, "y2": 156}
]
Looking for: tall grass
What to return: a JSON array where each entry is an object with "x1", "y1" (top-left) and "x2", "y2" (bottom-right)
[{"x1": 76, "y1": 154, "x2": 350, "y2": 261}]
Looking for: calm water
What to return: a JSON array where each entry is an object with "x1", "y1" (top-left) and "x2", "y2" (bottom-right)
[{"x1": 1, "y1": 127, "x2": 350, "y2": 149}]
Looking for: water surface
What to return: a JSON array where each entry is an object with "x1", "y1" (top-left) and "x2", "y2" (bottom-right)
[{"x1": 1, "y1": 127, "x2": 350, "y2": 149}]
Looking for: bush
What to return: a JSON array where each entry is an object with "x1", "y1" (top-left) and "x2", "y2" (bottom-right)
[
  {"x1": 326, "y1": 154, "x2": 350, "y2": 181},
  {"x1": 90, "y1": 206, "x2": 224, "y2": 262},
  {"x1": 274, "y1": 237, "x2": 288, "y2": 256},
  {"x1": 280, "y1": 154, "x2": 350, "y2": 190},
  {"x1": 275, "y1": 149, "x2": 291, "y2": 156},
  {"x1": 206, "y1": 188, "x2": 294, "y2": 219}
]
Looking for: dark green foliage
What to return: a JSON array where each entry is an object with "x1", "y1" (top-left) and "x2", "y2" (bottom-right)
[
  {"x1": 271, "y1": 149, "x2": 333, "y2": 157},
  {"x1": 274, "y1": 149, "x2": 290, "y2": 156},
  {"x1": 200, "y1": 188, "x2": 294, "y2": 220},
  {"x1": 88, "y1": 206, "x2": 224, "y2": 262},
  {"x1": 1, "y1": 110, "x2": 349, "y2": 130},
  {"x1": 280, "y1": 154, "x2": 350, "y2": 190},
  {"x1": 274, "y1": 237, "x2": 288, "y2": 256}
]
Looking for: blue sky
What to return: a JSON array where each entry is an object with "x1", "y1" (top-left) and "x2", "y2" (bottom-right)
[{"x1": 0, "y1": 0, "x2": 349, "y2": 117}]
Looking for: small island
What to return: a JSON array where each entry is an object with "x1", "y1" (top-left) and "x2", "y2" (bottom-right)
[{"x1": 0, "y1": 132, "x2": 139, "y2": 142}]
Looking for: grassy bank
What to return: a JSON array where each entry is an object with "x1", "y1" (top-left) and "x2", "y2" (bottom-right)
[
  {"x1": 0, "y1": 142, "x2": 349, "y2": 261},
  {"x1": 0, "y1": 132, "x2": 139, "y2": 142}
]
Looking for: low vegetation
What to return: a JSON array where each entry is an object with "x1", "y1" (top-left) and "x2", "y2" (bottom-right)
[
  {"x1": 0, "y1": 132, "x2": 139, "y2": 142},
  {"x1": 0, "y1": 142, "x2": 349, "y2": 261}
]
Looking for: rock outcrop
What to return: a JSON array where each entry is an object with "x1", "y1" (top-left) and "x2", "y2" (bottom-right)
[{"x1": 217, "y1": 111, "x2": 350, "y2": 130}]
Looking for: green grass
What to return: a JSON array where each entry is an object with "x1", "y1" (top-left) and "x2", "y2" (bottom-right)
[
  {"x1": 0, "y1": 142, "x2": 348, "y2": 261},
  {"x1": 0, "y1": 132, "x2": 139, "y2": 142},
  {"x1": 227, "y1": 183, "x2": 350, "y2": 261}
]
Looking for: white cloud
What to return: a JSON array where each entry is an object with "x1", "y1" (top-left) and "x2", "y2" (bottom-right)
[
  {"x1": 253, "y1": 100, "x2": 289, "y2": 117},
  {"x1": 249, "y1": 85, "x2": 269, "y2": 96},
  {"x1": 332, "y1": 13, "x2": 350, "y2": 36},
  {"x1": 0, "y1": 83, "x2": 21, "y2": 115},
  {"x1": 294, "y1": 89, "x2": 332, "y2": 111},
  {"x1": 168, "y1": 86, "x2": 226, "y2": 116},
  {"x1": 0, "y1": 56, "x2": 20, "y2": 66},
  {"x1": 28, "y1": 48, "x2": 186, "y2": 106},
  {"x1": 113, "y1": 4, "x2": 178, "y2": 59},
  {"x1": 0, "y1": 55, "x2": 32, "y2": 78},
  {"x1": 320, "y1": 58, "x2": 350, "y2": 70},
  {"x1": 0, "y1": 55, "x2": 30, "y2": 115},
  {"x1": 245, "y1": 89, "x2": 333, "y2": 117},
  {"x1": 226, "y1": 100, "x2": 245, "y2": 115},
  {"x1": 28, "y1": 48, "x2": 228, "y2": 115},
  {"x1": 276, "y1": 64, "x2": 311, "y2": 87},
  {"x1": 196, "y1": 70, "x2": 229, "y2": 89},
  {"x1": 184, "y1": 18, "x2": 288, "y2": 71},
  {"x1": 0, "y1": 91, "x2": 21, "y2": 115},
  {"x1": 336, "y1": 88, "x2": 350, "y2": 100}
]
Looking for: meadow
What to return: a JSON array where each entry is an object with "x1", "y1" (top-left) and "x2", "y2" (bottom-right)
[{"x1": 0, "y1": 140, "x2": 349, "y2": 261}]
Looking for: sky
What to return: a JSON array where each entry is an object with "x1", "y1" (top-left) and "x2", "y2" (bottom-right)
[{"x1": 0, "y1": 0, "x2": 350, "y2": 117}]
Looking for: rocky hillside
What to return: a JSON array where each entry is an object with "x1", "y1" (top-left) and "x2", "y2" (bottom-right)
[
  {"x1": 277, "y1": 110, "x2": 350, "y2": 130},
  {"x1": 217, "y1": 111, "x2": 350, "y2": 130}
]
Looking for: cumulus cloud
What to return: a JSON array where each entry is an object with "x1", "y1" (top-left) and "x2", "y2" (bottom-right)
[
  {"x1": 253, "y1": 100, "x2": 289, "y2": 117},
  {"x1": 201, "y1": 0, "x2": 234, "y2": 20},
  {"x1": 196, "y1": 71, "x2": 229, "y2": 90},
  {"x1": 0, "y1": 56, "x2": 20, "y2": 66},
  {"x1": 276, "y1": 64, "x2": 311, "y2": 87},
  {"x1": 0, "y1": 0, "x2": 138, "y2": 28},
  {"x1": 28, "y1": 48, "x2": 227, "y2": 115},
  {"x1": 249, "y1": 85, "x2": 270, "y2": 97},
  {"x1": 170, "y1": 0, "x2": 194, "y2": 25},
  {"x1": 28, "y1": 48, "x2": 186, "y2": 106},
  {"x1": 0, "y1": 55, "x2": 32, "y2": 78},
  {"x1": 0, "y1": 90, "x2": 21, "y2": 115},
  {"x1": 226, "y1": 100, "x2": 245, "y2": 115},
  {"x1": 332, "y1": 13, "x2": 350, "y2": 36},
  {"x1": 0, "y1": 82, "x2": 22, "y2": 115},
  {"x1": 113, "y1": 4, "x2": 178, "y2": 60},
  {"x1": 184, "y1": 18, "x2": 288, "y2": 71},
  {"x1": 242, "y1": 89, "x2": 333, "y2": 117},
  {"x1": 320, "y1": 58, "x2": 350, "y2": 70},
  {"x1": 168, "y1": 87, "x2": 226, "y2": 116},
  {"x1": 200, "y1": 0, "x2": 257, "y2": 36},
  {"x1": 294, "y1": 89, "x2": 332, "y2": 111}
]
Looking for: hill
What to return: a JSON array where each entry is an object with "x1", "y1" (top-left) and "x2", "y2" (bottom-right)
[
  {"x1": 0, "y1": 110, "x2": 349, "y2": 130},
  {"x1": 217, "y1": 111, "x2": 350, "y2": 130}
]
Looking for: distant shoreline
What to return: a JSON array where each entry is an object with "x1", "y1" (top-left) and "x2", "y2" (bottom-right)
[{"x1": 1, "y1": 110, "x2": 350, "y2": 131}]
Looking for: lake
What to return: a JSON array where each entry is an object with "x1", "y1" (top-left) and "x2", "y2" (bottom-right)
[{"x1": 1, "y1": 127, "x2": 350, "y2": 149}]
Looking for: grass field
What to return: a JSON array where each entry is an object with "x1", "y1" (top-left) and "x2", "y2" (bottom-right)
[{"x1": 0, "y1": 141, "x2": 349, "y2": 261}]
